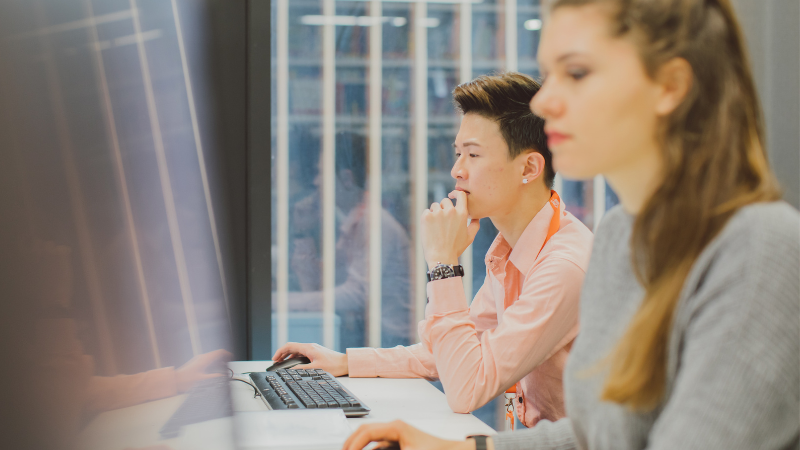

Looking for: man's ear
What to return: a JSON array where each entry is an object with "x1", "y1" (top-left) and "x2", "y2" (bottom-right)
[
  {"x1": 654, "y1": 57, "x2": 693, "y2": 117},
  {"x1": 521, "y1": 151, "x2": 546, "y2": 183}
]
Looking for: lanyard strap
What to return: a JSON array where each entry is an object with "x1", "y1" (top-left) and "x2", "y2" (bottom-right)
[
  {"x1": 536, "y1": 190, "x2": 562, "y2": 260},
  {"x1": 504, "y1": 191, "x2": 563, "y2": 409}
]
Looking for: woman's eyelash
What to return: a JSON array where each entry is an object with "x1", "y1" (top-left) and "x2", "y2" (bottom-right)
[{"x1": 568, "y1": 68, "x2": 589, "y2": 80}]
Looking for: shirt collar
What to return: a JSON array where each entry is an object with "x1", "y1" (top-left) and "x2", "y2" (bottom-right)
[{"x1": 484, "y1": 199, "x2": 560, "y2": 275}]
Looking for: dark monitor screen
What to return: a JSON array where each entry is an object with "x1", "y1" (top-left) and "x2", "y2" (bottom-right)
[{"x1": 0, "y1": 1, "x2": 246, "y2": 448}]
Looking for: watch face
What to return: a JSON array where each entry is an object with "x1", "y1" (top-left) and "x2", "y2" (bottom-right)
[{"x1": 433, "y1": 265, "x2": 455, "y2": 280}]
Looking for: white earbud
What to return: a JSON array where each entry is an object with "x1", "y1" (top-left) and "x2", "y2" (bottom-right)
[{"x1": 522, "y1": 178, "x2": 528, "y2": 184}]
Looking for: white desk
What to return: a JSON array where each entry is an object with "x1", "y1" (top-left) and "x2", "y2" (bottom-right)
[
  {"x1": 230, "y1": 361, "x2": 496, "y2": 440},
  {"x1": 78, "y1": 361, "x2": 495, "y2": 450}
]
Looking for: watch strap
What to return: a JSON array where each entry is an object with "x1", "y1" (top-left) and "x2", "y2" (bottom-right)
[
  {"x1": 426, "y1": 263, "x2": 465, "y2": 282},
  {"x1": 468, "y1": 435, "x2": 488, "y2": 450}
]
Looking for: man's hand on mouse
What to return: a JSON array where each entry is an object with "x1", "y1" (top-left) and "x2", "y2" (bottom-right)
[
  {"x1": 272, "y1": 342, "x2": 349, "y2": 377},
  {"x1": 421, "y1": 190, "x2": 481, "y2": 270}
]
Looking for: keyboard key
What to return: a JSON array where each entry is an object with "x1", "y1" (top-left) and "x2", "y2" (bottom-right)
[{"x1": 287, "y1": 403, "x2": 299, "y2": 409}]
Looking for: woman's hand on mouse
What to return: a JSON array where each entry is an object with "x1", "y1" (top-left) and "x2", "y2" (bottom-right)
[
  {"x1": 272, "y1": 342, "x2": 349, "y2": 376},
  {"x1": 342, "y1": 420, "x2": 482, "y2": 450}
]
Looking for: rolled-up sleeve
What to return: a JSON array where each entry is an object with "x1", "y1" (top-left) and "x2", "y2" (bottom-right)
[
  {"x1": 347, "y1": 343, "x2": 438, "y2": 379},
  {"x1": 418, "y1": 257, "x2": 584, "y2": 413}
]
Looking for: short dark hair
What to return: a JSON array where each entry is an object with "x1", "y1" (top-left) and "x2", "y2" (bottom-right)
[
  {"x1": 452, "y1": 72, "x2": 554, "y2": 188},
  {"x1": 335, "y1": 131, "x2": 367, "y2": 189}
]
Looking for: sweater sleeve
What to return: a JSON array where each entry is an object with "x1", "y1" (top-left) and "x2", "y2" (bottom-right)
[
  {"x1": 492, "y1": 418, "x2": 579, "y2": 450},
  {"x1": 645, "y1": 208, "x2": 800, "y2": 450}
]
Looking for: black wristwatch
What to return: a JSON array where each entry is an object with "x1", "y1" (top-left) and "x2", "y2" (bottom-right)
[
  {"x1": 467, "y1": 435, "x2": 489, "y2": 450},
  {"x1": 426, "y1": 262, "x2": 464, "y2": 282}
]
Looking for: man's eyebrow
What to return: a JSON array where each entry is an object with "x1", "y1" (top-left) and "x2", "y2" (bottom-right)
[{"x1": 453, "y1": 141, "x2": 482, "y2": 148}]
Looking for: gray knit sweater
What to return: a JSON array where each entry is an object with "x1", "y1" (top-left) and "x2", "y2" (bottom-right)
[{"x1": 493, "y1": 202, "x2": 800, "y2": 450}]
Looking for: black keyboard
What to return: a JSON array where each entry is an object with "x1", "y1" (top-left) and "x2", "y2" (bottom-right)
[{"x1": 248, "y1": 369, "x2": 370, "y2": 417}]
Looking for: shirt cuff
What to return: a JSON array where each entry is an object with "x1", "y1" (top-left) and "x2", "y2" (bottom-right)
[
  {"x1": 425, "y1": 277, "x2": 468, "y2": 317},
  {"x1": 346, "y1": 348, "x2": 378, "y2": 378}
]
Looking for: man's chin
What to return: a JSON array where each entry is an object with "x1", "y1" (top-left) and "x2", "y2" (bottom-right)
[{"x1": 467, "y1": 211, "x2": 486, "y2": 221}]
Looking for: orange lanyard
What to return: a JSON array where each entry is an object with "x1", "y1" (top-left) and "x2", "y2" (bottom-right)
[
  {"x1": 504, "y1": 190, "x2": 562, "y2": 430},
  {"x1": 536, "y1": 190, "x2": 562, "y2": 259}
]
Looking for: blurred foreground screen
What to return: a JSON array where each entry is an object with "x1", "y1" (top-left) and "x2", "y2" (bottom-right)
[{"x1": 0, "y1": 1, "x2": 243, "y2": 449}]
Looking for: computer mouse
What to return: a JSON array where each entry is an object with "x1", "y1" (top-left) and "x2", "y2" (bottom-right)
[{"x1": 266, "y1": 356, "x2": 311, "y2": 371}]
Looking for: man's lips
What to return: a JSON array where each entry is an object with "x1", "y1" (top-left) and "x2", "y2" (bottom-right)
[{"x1": 546, "y1": 131, "x2": 571, "y2": 146}]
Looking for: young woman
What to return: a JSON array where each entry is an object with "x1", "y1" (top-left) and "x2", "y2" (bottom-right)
[{"x1": 343, "y1": 1, "x2": 799, "y2": 449}]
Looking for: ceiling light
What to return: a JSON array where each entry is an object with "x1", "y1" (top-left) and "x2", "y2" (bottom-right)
[{"x1": 524, "y1": 19, "x2": 542, "y2": 31}]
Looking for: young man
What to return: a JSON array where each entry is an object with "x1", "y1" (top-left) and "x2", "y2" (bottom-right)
[{"x1": 273, "y1": 72, "x2": 593, "y2": 428}]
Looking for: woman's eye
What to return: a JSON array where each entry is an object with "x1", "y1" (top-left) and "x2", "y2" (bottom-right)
[
  {"x1": 455, "y1": 152, "x2": 461, "y2": 158},
  {"x1": 469, "y1": 153, "x2": 478, "y2": 158},
  {"x1": 567, "y1": 68, "x2": 589, "y2": 80}
]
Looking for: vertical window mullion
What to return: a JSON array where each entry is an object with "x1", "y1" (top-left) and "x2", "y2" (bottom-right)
[
  {"x1": 413, "y1": 1, "x2": 429, "y2": 328},
  {"x1": 275, "y1": 0, "x2": 290, "y2": 350},
  {"x1": 505, "y1": 0, "x2": 518, "y2": 72},
  {"x1": 368, "y1": 0, "x2": 383, "y2": 348},
  {"x1": 321, "y1": 0, "x2": 337, "y2": 349}
]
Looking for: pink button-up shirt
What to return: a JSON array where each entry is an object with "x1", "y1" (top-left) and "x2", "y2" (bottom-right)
[{"x1": 347, "y1": 199, "x2": 593, "y2": 428}]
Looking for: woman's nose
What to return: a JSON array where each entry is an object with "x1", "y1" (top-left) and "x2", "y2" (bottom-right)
[{"x1": 530, "y1": 84, "x2": 562, "y2": 119}]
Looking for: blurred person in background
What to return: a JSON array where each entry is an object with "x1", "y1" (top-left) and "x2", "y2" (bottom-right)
[
  {"x1": 342, "y1": 0, "x2": 799, "y2": 449},
  {"x1": 282, "y1": 131, "x2": 414, "y2": 349}
]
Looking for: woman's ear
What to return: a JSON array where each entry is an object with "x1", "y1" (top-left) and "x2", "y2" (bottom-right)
[
  {"x1": 654, "y1": 57, "x2": 693, "y2": 117},
  {"x1": 521, "y1": 151, "x2": 546, "y2": 184}
]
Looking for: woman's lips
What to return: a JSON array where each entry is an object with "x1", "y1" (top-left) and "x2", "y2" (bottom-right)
[
  {"x1": 455, "y1": 187, "x2": 470, "y2": 195},
  {"x1": 546, "y1": 131, "x2": 570, "y2": 147}
]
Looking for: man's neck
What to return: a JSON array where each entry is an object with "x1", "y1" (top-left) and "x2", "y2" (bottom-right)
[{"x1": 490, "y1": 184, "x2": 552, "y2": 248}]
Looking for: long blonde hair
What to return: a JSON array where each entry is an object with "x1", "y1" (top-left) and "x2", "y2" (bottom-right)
[{"x1": 549, "y1": 0, "x2": 782, "y2": 410}]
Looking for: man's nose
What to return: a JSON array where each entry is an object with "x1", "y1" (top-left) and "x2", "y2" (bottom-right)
[{"x1": 451, "y1": 156, "x2": 466, "y2": 180}]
